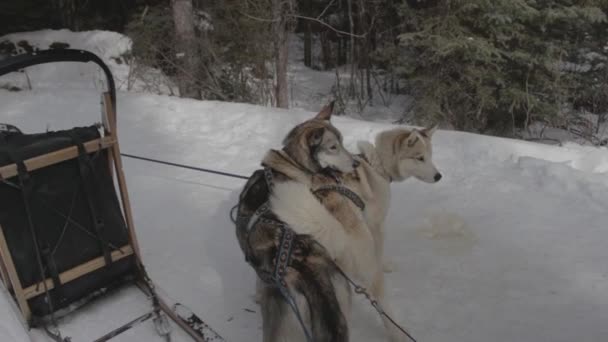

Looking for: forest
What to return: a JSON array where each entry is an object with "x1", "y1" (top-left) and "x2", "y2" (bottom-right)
[{"x1": 1, "y1": 0, "x2": 607, "y2": 141}]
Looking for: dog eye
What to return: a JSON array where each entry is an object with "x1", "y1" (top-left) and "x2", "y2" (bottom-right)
[{"x1": 416, "y1": 156, "x2": 425, "y2": 162}]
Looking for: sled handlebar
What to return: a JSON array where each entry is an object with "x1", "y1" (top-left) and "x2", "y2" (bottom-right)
[{"x1": 0, "y1": 49, "x2": 116, "y2": 111}]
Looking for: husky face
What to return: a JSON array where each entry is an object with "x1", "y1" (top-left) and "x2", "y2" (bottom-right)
[
  {"x1": 396, "y1": 125, "x2": 441, "y2": 183},
  {"x1": 309, "y1": 126, "x2": 358, "y2": 173},
  {"x1": 283, "y1": 102, "x2": 359, "y2": 174},
  {"x1": 375, "y1": 125, "x2": 442, "y2": 183}
]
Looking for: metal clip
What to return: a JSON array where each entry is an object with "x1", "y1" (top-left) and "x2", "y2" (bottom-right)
[{"x1": 153, "y1": 311, "x2": 172, "y2": 339}]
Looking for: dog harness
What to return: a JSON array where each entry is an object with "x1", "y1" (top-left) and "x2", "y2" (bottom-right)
[
  {"x1": 313, "y1": 183, "x2": 365, "y2": 210},
  {"x1": 234, "y1": 165, "x2": 418, "y2": 342},
  {"x1": 235, "y1": 166, "x2": 364, "y2": 341}
]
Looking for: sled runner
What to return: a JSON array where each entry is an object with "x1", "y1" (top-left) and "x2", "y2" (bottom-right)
[{"x1": 0, "y1": 49, "x2": 224, "y2": 341}]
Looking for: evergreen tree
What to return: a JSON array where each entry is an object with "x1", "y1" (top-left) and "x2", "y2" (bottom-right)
[{"x1": 390, "y1": 0, "x2": 606, "y2": 133}]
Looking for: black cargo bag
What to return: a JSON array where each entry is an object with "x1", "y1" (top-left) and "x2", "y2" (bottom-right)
[{"x1": 0, "y1": 126, "x2": 136, "y2": 322}]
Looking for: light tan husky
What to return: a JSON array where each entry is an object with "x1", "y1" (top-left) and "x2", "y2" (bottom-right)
[{"x1": 350, "y1": 125, "x2": 442, "y2": 341}]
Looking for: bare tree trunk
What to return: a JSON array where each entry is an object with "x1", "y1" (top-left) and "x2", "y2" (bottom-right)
[
  {"x1": 346, "y1": 0, "x2": 356, "y2": 98},
  {"x1": 52, "y1": 0, "x2": 77, "y2": 29},
  {"x1": 359, "y1": 0, "x2": 372, "y2": 105},
  {"x1": 171, "y1": 0, "x2": 201, "y2": 99},
  {"x1": 304, "y1": 21, "x2": 312, "y2": 68},
  {"x1": 303, "y1": 0, "x2": 312, "y2": 68},
  {"x1": 272, "y1": 0, "x2": 290, "y2": 108},
  {"x1": 320, "y1": 32, "x2": 332, "y2": 70},
  {"x1": 366, "y1": 62, "x2": 372, "y2": 104},
  {"x1": 338, "y1": 37, "x2": 346, "y2": 66}
]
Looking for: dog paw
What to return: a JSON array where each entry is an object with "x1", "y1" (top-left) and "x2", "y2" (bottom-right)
[{"x1": 383, "y1": 261, "x2": 396, "y2": 273}]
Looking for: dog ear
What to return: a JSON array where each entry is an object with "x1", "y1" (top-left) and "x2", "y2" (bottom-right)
[
  {"x1": 395, "y1": 131, "x2": 419, "y2": 151},
  {"x1": 421, "y1": 123, "x2": 438, "y2": 137},
  {"x1": 308, "y1": 127, "x2": 325, "y2": 147},
  {"x1": 314, "y1": 101, "x2": 335, "y2": 121},
  {"x1": 404, "y1": 131, "x2": 420, "y2": 148}
]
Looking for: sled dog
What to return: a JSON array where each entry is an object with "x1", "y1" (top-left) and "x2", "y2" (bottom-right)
[
  {"x1": 348, "y1": 124, "x2": 442, "y2": 340},
  {"x1": 355, "y1": 124, "x2": 443, "y2": 272},
  {"x1": 235, "y1": 103, "x2": 362, "y2": 342}
]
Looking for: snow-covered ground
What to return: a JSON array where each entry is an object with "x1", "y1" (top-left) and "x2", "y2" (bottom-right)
[{"x1": 1, "y1": 29, "x2": 608, "y2": 342}]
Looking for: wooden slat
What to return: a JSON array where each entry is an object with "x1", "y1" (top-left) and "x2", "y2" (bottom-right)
[
  {"x1": 102, "y1": 93, "x2": 144, "y2": 262},
  {"x1": 23, "y1": 245, "x2": 133, "y2": 300},
  {"x1": 102, "y1": 94, "x2": 117, "y2": 180},
  {"x1": 0, "y1": 224, "x2": 31, "y2": 321},
  {"x1": 0, "y1": 248, "x2": 10, "y2": 290},
  {"x1": 0, "y1": 136, "x2": 116, "y2": 180}
]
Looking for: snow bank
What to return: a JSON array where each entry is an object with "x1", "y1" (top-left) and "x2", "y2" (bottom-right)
[
  {"x1": 1, "y1": 29, "x2": 131, "y2": 61},
  {"x1": 0, "y1": 29, "x2": 174, "y2": 95}
]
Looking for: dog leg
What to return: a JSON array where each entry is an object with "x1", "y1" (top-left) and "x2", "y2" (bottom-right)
[
  {"x1": 371, "y1": 268, "x2": 408, "y2": 342},
  {"x1": 254, "y1": 277, "x2": 264, "y2": 304},
  {"x1": 369, "y1": 219, "x2": 395, "y2": 274}
]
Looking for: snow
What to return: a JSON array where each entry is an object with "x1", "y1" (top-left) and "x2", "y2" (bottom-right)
[
  {"x1": 287, "y1": 34, "x2": 414, "y2": 123},
  {"x1": 1, "y1": 29, "x2": 608, "y2": 342},
  {"x1": 0, "y1": 29, "x2": 175, "y2": 95},
  {"x1": 2, "y1": 87, "x2": 608, "y2": 342},
  {"x1": 0, "y1": 285, "x2": 30, "y2": 341}
]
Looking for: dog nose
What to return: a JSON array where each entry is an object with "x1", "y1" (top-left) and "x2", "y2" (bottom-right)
[
  {"x1": 434, "y1": 173, "x2": 442, "y2": 182},
  {"x1": 352, "y1": 159, "x2": 360, "y2": 168}
]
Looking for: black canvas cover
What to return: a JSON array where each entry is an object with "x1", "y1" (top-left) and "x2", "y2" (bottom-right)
[{"x1": 0, "y1": 126, "x2": 136, "y2": 319}]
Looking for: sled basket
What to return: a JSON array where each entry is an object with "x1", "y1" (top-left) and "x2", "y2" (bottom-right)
[
  {"x1": 0, "y1": 49, "x2": 139, "y2": 326},
  {"x1": 0, "y1": 49, "x2": 222, "y2": 342},
  {"x1": 0, "y1": 125, "x2": 138, "y2": 320},
  {"x1": 0, "y1": 49, "x2": 223, "y2": 341}
]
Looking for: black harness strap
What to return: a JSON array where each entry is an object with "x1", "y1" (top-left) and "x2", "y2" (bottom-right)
[
  {"x1": 69, "y1": 133, "x2": 113, "y2": 267},
  {"x1": 241, "y1": 168, "x2": 313, "y2": 342},
  {"x1": 244, "y1": 167, "x2": 276, "y2": 234},
  {"x1": 40, "y1": 243, "x2": 64, "y2": 302},
  {"x1": 313, "y1": 184, "x2": 365, "y2": 211},
  {"x1": 245, "y1": 201, "x2": 271, "y2": 233}
]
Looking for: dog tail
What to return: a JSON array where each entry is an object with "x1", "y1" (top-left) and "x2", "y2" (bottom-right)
[
  {"x1": 270, "y1": 181, "x2": 346, "y2": 260},
  {"x1": 298, "y1": 265, "x2": 350, "y2": 342},
  {"x1": 264, "y1": 269, "x2": 349, "y2": 342}
]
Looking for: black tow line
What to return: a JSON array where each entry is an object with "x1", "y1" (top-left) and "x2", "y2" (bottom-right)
[
  {"x1": 120, "y1": 153, "x2": 249, "y2": 180},
  {"x1": 121, "y1": 153, "x2": 418, "y2": 342}
]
